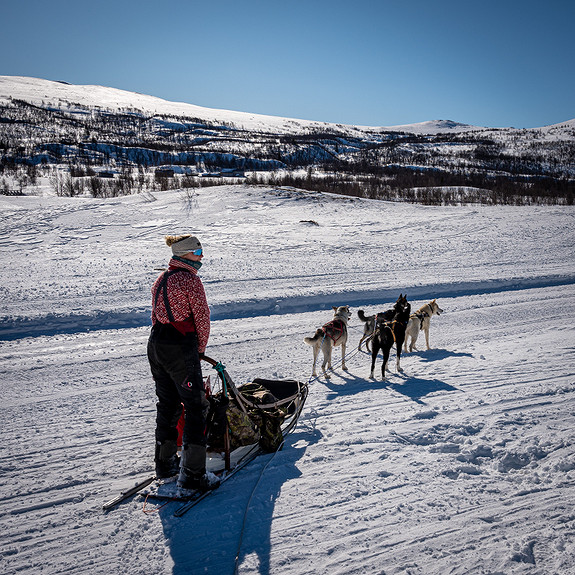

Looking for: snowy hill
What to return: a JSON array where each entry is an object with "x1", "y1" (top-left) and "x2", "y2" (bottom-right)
[
  {"x1": 0, "y1": 75, "x2": 481, "y2": 135},
  {"x1": 1, "y1": 75, "x2": 574, "y2": 205},
  {"x1": 1, "y1": 184, "x2": 574, "y2": 574}
]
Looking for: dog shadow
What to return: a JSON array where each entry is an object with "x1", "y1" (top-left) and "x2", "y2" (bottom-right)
[
  {"x1": 320, "y1": 367, "x2": 458, "y2": 406},
  {"x1": 158, "y1": 424, "x2": 322, "y2": 575},
  {"x1": 384, "y1": 374, "x2": 458, "y2": 405},
  {"x1": 405, "y1": 348, "x2": 474, "y2": 362},
  {"x1": 319, "y1": 370, "x2": 384, "y2": 400}
]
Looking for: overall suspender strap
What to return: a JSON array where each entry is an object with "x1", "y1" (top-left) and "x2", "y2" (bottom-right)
[
  {"x1": 154, "y1": 269, "x2": 197, "y2": 330},
  {"x1": 154, "y1": 269, "x2": 180, "y2": 323}
]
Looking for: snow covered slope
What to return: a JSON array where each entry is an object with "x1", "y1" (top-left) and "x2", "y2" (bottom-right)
[
  {"x1": 0, "y1": 75, "x2": 488, "y2": 135},
  {"x1": 3, "y1": 75, "x2": 574, "y2": 205},
  {"x1": 0, "y1": 184, "x2": 574, "y2": 574}
]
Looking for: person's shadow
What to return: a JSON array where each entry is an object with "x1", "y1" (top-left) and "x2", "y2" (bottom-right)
[{"x1": 158, "y1": 417, "x2": 322, "y2": 575}]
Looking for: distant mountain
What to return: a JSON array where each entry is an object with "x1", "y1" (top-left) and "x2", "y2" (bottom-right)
[
  {"x1": 1, "y1": 76, "x2": 573, "y2": 204},
  {"x1": 0, "y1": 75, "x2": 484, "y2": 136}
]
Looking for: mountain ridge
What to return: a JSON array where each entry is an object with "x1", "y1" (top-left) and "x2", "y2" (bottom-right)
[
  {"x1": 2, "y1": 75, "x2": 568, "y2": 136},
  {"x1": 1, "y1": 75, "x2": 573, "y2": 205}
]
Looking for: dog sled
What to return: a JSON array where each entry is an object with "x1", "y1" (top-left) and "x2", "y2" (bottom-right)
[
  {"x1": 202, "y1": 355, "x2": 309, "y2": 471},
  {"x1": 103, "y1": 356, "x2": 308, "y2": 514},
  {"x1": 123, "y1": 356, "x2": 307, "y2": 515}
]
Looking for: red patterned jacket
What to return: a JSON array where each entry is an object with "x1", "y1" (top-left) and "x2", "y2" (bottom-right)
[{"x1": 151, "y1": 257, "x2": 210, "y2": 353}]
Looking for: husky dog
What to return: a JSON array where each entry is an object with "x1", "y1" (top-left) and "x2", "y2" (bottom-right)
[
  {"x1": 403, "y1": 299, "x2": 443, "y2": 353},
  {"x1": 369, "y1": 294, "x2": 411, "y2": 380},
  {"x1": 304, "y1": 306, "x2": 352, "y2": 379},
  {"x1": 357, "y1": 310, "x2": 376, "y2": 351},
  {"x1": 357, "y1": 308, "x2": 395, "y2": 351}
]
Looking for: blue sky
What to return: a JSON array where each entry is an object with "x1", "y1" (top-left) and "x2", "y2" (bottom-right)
[{"x1": 1, "y1": 0, "x2": 573, "y2": 128}]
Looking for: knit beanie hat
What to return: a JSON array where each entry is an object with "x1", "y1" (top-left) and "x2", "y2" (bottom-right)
[{"x1": 165, "y1": 235, "x2": 202, "y2": 256}]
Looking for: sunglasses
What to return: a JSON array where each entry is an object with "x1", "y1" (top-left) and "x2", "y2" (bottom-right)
[{"x1": 190, "y1": 248, "x2": 203, "y2": 256}]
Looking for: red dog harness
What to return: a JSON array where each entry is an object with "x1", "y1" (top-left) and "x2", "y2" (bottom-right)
[{"x1": 322, "y1": 319, "x2": 346, "y2": 343}]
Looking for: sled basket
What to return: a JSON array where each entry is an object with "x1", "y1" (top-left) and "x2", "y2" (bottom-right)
[{"x1": 207, "y1": 374, "x2": 307, "y2": 453}]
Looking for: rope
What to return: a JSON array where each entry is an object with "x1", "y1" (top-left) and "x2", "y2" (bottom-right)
[
  {"x1": 220, "y1": 366, "x2": 305, "y2": 413},
  {"x1": 142, "y1": 493, "x2": 172, "y2": 514},
  {"x1": 231, "y1": 378, "x2": 309, "y2": 573}
]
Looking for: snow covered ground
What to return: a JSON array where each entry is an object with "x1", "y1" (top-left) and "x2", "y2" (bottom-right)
[{"x1": 1, "y1": 184, "x2": 574, "y2": 575}]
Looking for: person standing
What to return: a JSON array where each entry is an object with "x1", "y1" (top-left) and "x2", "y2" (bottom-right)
[{"x1": 147, "y1": 234, "x2": 218, "y2": 492}]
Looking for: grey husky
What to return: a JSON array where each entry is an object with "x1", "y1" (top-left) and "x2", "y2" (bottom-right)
[
  {"x1": 357, "y1": 308, "x2": 396, "y2": 351},
  {"x1": 357, "y1": 309, "x2": 376, "y2": 351},
  {"x1": 403, "y1": 299, "x2": 443, "y2": 352},
  {"x1": 304, "y1": 306, "x2": 352, "y2": 379}
]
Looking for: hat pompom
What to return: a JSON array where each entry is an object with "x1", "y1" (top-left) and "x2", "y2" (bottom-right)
[{"x1": 165, "y1": 234, "x2": 191, "y2": 247}]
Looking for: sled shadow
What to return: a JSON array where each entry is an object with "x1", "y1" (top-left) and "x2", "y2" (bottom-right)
[{"x1": 159, "y1": 424, "x2": 322, "y2": 575}]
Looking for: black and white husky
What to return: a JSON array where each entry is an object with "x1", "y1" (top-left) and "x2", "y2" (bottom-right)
[
  {"x1": 304, "y1": 305, "x2": 352, "y2": 379},
  {"x1": 369, "y1": 294, "x2": 411, "y2": 380},
  {"x1": 403, "y1": 299, "x2": 443, "y2": 353}
]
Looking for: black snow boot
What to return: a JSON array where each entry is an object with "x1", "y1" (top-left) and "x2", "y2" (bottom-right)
[
  {"x1": 155, "y1": 439, "x2": 180, "y2": 479},
  {"x1": 177, "y1": 445, "x2": 220, "y2": 493}
]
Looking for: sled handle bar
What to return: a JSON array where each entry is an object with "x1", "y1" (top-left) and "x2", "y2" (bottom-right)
[
  {"x1": 200, "y1": 354, "x2": 218, "y2": 367},
  {"x1": 201, "y1": 354, "x2": 231, "y2": 470},
  {"x1": 201, "y1": 354, "x2": 227, "y2": 378}
]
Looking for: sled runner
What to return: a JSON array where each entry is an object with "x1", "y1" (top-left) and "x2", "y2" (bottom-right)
[{"x1": 103, "y1": 356, "x2": 307, "y2": 515}]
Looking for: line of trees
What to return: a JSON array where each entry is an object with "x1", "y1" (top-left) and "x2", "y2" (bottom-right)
[
  {"x1": 246, "y1": 169, "x2": 574, "y2": 206},
  {"x1": 1, "y1": 160, "x2": 572, "y2": 205}
]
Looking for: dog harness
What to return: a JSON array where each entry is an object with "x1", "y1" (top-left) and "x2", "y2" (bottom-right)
[
  {"x1": 410, "y1": 311, "x2": 429, "y2": 330},
  {"x1": 376, "y1": 316, "x2": 410, "y2": 343},
  {"x1": 322, "y1": 319, "x2": 346, "y2": 343},
  {"x1": 379, "y1": 320, "x2": 398, "y2": 343}
]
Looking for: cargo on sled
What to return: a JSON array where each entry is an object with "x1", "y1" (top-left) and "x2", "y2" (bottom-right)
[{"x1": 200, "y1": 355, "x2": 308, "y2": 474}]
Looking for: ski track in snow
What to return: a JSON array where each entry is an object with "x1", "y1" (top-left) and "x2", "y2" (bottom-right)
[{"x1": 0, "y1": 185, "x2": 574, "y2": 575}]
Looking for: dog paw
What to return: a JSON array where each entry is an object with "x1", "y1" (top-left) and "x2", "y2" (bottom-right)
[{"x1": 342, "y1": 366, "x2": 348, "y2": 371}]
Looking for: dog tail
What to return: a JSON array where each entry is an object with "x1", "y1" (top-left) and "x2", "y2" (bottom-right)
[
  {"x1": 304, "y1": 328, "x2": 324, "y2": 345},
  {"x1": 358, "y1": 310, "x2": 373, "y2": 323}
]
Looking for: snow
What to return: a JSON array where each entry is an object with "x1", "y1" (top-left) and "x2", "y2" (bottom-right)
[{"x1": 1, "y1": 184, "x2": 574, "y2": 575}]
